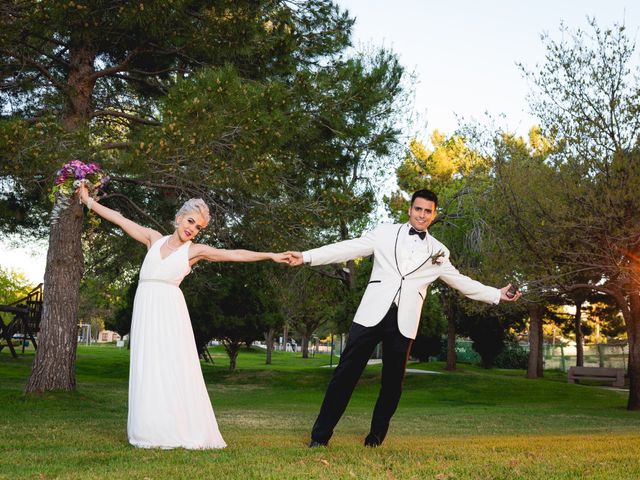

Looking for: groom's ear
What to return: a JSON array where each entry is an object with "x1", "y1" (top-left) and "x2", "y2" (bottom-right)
[{"x1": 428, "y1": 210, "x2": 437, "y2": 226}]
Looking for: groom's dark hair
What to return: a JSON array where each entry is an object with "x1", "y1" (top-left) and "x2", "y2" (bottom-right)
[{"x1": 411, "y1": 189, "x2": 438, "y2": 208}]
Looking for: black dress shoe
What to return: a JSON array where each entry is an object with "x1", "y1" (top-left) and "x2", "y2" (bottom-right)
[
  {"x1": 364, "y1": 433, "x2": 382, "y2": 447},
  {"x1": 308, "y1": 439, "x2": 328, "y2": 448}
]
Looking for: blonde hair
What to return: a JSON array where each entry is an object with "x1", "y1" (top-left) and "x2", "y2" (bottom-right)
[{"x1": 174, "y1": 198, "x2": 210, "y2": 227}]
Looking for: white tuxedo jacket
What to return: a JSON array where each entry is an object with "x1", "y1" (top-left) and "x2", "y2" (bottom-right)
[{"x1": 304, "y1": 223, "x2": 500, "y2": 339}]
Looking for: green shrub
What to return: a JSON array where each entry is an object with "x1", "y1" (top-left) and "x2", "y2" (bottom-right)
[{"x1": 494, "y1": 342, "x2": 528, "y2": 369}]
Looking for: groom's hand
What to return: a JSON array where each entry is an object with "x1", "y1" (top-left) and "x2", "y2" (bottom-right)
[
  {"x1": 500, "y1": 284, "x2": 522, "y2": 302},
  {"x1": 285, "y1": 251, "x2": 304, "y2": 267}
]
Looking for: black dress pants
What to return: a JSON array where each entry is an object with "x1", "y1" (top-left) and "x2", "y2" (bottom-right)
[{"x1": 311, "y1": 304, "x2": 413, "y2": 444}]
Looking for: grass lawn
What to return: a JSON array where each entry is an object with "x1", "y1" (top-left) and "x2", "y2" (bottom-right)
[{"x1": 1, "y1": 345, "x2": 639, "y2": 479}]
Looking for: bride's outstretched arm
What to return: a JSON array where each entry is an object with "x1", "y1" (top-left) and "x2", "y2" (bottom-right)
[
  {"x1": 189, "y1": 244, "x2": 290, "y2": 265},
  {"x1": 77, "y1": 183, "x2": 161, "y2": 248}
]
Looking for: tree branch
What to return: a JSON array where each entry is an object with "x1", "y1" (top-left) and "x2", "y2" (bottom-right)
[
  {"x1": 91, "y1": 110, "x2": 161, "y2": 126},
  {"x1": 106, "y1": 73, "x2": 169, "y2": 95},
  {"x1": 90, "y1": 48, "x2": 144, "y2": 82},
  {"x1": 0, "y1": 48, "x2": 66, "y2": 91},
  {"x1": 110, "y1": 176, "x2": 179, "y2": 190},
  {"x1": 23, "y1": 41, "x2": 70, "y2": 69},
  {"x1": 100, "y1": 193, "x2": 167, "y2": 233},
  {"x1": 99, "y1": 141, "x2": 130, "y2": 150},
  {"x1": 564, "y1": 282, "x2": 625, "y2": 307}
]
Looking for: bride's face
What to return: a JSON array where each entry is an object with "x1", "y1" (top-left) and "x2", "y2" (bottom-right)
[{"x1": 175, "y1": 211, "x2": 207, "y2": 242}]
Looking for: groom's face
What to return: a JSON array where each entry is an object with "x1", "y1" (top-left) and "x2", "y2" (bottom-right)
[{"x1": 408, "y1": 197, "x2": 437, "y2": 231}]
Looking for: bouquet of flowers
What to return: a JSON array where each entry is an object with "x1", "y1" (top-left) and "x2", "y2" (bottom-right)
[{"x1": 49, "y1": 159, "x2": 109, "y2": 224}]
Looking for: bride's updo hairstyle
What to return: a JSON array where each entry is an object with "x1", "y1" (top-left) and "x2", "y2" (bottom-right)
[{"x1": 174, "y1": 198, "x2": 211, "y2": 227}]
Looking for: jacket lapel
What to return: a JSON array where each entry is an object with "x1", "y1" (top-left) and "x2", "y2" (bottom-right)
[{"x1": 393, "y1": 224, "x2": 403, "y2": 276}]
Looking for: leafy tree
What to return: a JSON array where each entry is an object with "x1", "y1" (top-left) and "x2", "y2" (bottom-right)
[
  {"x1": 0, "y1": 267, "x2": 35, "y2": 328},
  {"x1": 271, "y1": 267, "x2": 344, "y2": 359},
  {"x1": 0, "y1": 266, "x2": 34, "y2": 305},
  {"x1": 77, "y1": 274, "x2": 128, "y2": 340},
  {"x1": 1, "y1": 1, "x2": 407, "y2": 391},
  {"x1": 585, "y1": 300, "x2": 627, "y2": 342},
  {"x1": 387, "y1": 132, "x2": 522, "y2": 370},
  {"x1": 481, "y1": 129, "x2": 564, "y2": 377},
  {"x1": 255, "y1": 273, "x2": 285, "y2": 365},
  {"x1": 184, "y1": 261, "x2": 285, "y2": 370},
  {"x1": 498, "y1": 19, "x2": 640, "y2": 408},
  {"x1": 107, "y1": 281, "x2": 136, "y2": 340},
  {"x1": 459, "y1": 303, "x2": 527, "y2": 369},
  {"x1": 465, "y1": 313, "x2": 506, "y2": 369}
]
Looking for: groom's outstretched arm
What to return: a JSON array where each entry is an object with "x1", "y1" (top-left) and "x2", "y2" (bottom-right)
[
  {"x1": 438, "y1": 260, "x2": 522, "y2": 304},
  {"x1": 285, "y1": 226, "x2": 380, "y2": 267}
]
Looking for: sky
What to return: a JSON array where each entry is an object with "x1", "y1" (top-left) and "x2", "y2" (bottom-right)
[
  {"x1": 2, "y1": 0, "x2": 640, "y2": 283},
  {"x1": 337, "y1": 0, "x2": 640, "y2": 136}
]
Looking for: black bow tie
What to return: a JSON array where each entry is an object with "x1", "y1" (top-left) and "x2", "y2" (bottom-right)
[{"x1": 409, "y1": 227, "x2": 426, "y2": 240}]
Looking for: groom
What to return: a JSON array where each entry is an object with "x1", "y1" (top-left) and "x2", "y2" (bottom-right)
[{"x1": 287, "y1": 189, "x2": 521, "y2": 448}]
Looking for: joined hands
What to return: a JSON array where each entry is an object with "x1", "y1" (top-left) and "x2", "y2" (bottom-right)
[
  {"x1": 284, "y1": 251, "x2": 304, "y2": 266},
  {"x1": 273, "y1": 251, "x2": 304, "y2": 266},
  {"x1": 271, "y1": 252, "x2": 304, "y2": 264}
]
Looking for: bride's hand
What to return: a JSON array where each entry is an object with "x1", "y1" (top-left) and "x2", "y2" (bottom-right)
[
  {"x1": 271, "y1": 252, "x2": 291, "y2": 264},
  {"x1": 76, "y1": 182, "x2": 90, "y2": 205}
]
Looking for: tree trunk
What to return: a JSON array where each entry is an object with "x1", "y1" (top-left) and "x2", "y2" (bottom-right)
[
  {"x1": 626, "y1": 292, "x2": 640, "y2": 410},
  {"x1": 25, "y1": 201, "x2": 84, "y2": 392},
  {"x1": 574, "y1": 299, "x2": 584, "y2": 367},
  {"x1": 527, "y1": 303, "x2": 544, "y2": 379},
  {"x1": 282, "y1": 324, "x2": 288, "y2": 351},
  {"x1": 302, "y1": 334, "x2": 309, "y2": 359},
  {"x1": 25, "y1": 46, "x2": 95, "y2": 393},
  {"x1": 264, "y1": 328, "x2": 274, "y2": 365},
  {"x1": 63, "y1": 47, "x2": 96, "y2": 130},
  {"x1": 536, "y1": 316, "x2": 544, "y2": 378},
  {"x1": 569, "y1": 283, "x2": 639, "y2": 410},
  {"x1": 228, "y1": 351, "x2": 238, "y2": 371},
  {"x1": 223, "y1": 341, "x2": 241, "y2": 371}
]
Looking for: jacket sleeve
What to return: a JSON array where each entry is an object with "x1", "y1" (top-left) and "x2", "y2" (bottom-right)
[
  {"x1": 303, "y1": 227, "x2": 378, "y2": 266},
  {"x1": 437, "y1": 259, "x2": 501, "y2": 305}
]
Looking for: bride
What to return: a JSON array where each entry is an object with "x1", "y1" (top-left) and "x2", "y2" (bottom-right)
[{"x1": 77, "y1": 184, "x2": 289, "y2": 449}]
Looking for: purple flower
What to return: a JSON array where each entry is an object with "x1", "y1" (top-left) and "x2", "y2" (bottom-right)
[{"x1": 50, "y1": 159, "x2": 108, "y2": 225}]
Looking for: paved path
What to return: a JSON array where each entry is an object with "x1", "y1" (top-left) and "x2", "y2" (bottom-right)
[
  {"x1": 322, "y1": 359, "x2": 442, "y2": 374},
  {"x1": 405, "y1": 368, "x2": 442, "y2": 374}
]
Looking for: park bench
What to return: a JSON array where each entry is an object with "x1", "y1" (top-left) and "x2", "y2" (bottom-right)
[
  {"x1": 0, "y1": 284, "x2": 43, "y2": 357},
  {"x1": 567, "y1": 366, "x2": 625, "y2": 388}
]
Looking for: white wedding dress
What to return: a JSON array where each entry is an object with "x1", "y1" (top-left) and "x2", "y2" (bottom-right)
[{"x1": 127, "y1": 236, "x2": 226, "y2": 449}]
